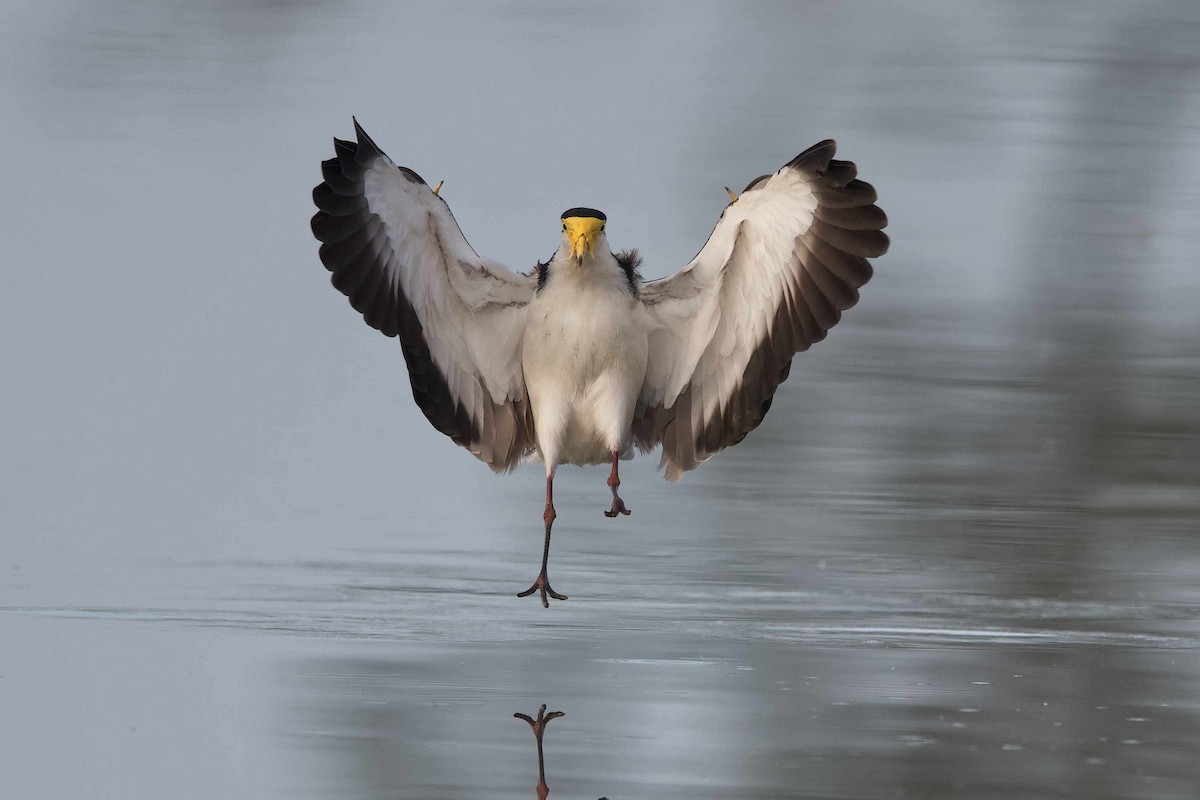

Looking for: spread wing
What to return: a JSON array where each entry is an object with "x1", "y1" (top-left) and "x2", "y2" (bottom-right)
[
  {"x1": 311, "y1": 119, "x2": 537, "y2": 472},
  {"x1": 633, "y1": 140, "x2": 888, "y2": 480}
]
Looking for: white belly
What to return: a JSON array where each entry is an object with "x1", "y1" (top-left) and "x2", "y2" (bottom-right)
[{"x1": 522, "y1": 281, "x2": 649, "y2": 468}]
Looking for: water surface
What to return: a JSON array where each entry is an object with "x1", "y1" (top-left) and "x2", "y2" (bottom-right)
[{"x1": 3, "y1": 2, "x2": 1199, "y2": 798}]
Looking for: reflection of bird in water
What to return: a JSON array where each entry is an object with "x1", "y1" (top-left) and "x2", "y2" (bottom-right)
[
  {"x1": 312, "y1": 120, "x2": 888, "y2": 605},
  {"x1": 514, "y1": 704, "x2": 565, "y2": 800}
]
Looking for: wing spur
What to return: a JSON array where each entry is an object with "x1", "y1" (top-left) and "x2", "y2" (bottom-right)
[
  {"x1": 311, "y1": 119, "x2": 537, "y2": 471},
  {"x1": 634, "y1": 140, "x2": 888, "y2": 480}
]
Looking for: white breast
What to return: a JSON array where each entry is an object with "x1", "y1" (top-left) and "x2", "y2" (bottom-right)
[{"x1": 522, "y1": 256, "x2": 650, "y2": 468}]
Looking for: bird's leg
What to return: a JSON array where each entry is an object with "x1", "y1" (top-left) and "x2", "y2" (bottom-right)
[
  {"x1": 603, "y1": 450, "x2": 632, "y2": 518},
  {"x1": 514, "y1": 704, "x2": 564, "y2": 800},
  {"x1": 518, "y1": 475, "x2": 567, "y2": 607}
]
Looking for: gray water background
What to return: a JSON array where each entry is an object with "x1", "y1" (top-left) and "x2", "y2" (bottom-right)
[{"x1": 3, "y1": 1, "x2": 1199, "y2": 798}]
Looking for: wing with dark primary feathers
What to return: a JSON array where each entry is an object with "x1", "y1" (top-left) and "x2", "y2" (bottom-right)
[
  {"x1": 634, "y1": 140, "x2": 888, "y2": 480},
  {"x1": 311, "y1": 119, "x2": 537, "y2": 472}
]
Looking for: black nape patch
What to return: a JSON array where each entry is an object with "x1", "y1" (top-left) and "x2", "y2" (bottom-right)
[
  {"x1": 615, "y1": 248, "x2": 643, "y2": 296},
  {"x1": 560, "y1": 207, "x2": 606, "y2": 221},
  {"x1": 534, "y1": 259, "x2": 550, "y2": 293}
]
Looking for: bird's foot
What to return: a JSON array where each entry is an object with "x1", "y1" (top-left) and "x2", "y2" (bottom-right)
[
  {"x1": 514, "y1": 703, "x2": 565, "y2": 736},
  {"x1": 603, "y1": 491, "x2": 631, "y2": 518},
  {"x1": 517, "y1": 570, "x2": 567, "y2": 608},
  {"x1": 604, "y1": 460, "x2": 631, "y2": 518}
]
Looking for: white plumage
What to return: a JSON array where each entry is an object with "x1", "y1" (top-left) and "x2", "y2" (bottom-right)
[
  {"x1": 524, "y1": 244, "x2": 649, "y2": 470},
  {"x1": 312, "y1": 119, "x2": 888, "y2": 604}
]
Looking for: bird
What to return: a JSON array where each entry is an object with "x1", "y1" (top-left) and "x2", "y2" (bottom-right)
[{"x1": 311, "y1": 119, "x2": 888, "y2": 607}]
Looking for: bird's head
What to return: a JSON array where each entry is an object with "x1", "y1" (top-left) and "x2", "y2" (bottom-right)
[{"x1": 560, "y1": 207, "x2": 607, "y2": 266}]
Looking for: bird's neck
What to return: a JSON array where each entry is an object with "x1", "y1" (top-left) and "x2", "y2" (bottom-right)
[{"x1": 546, "y1": 251, "x2": 626, "y2": 295}]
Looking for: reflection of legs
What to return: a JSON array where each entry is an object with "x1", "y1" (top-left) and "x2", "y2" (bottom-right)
[
  {"x1": 514, "y1": 704, "x2": 564, "y2": 800},
  {"x1": 517, "y1": 474, "x2": 567, "y2": 607},
  {"x1": 603, "y1": 450, "x2": 631, "y2": 518}
]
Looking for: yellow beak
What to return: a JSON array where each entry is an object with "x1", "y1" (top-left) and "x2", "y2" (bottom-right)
[
  {"x1": 563, "y1": 216, "x2": 604, "y2": 263},
  {"x1": 570, "y1": 233, "x2": 597, "y2": 262}
]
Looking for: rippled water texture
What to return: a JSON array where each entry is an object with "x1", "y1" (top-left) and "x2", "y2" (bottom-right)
[{"x1": 3, "y1": 2, "x2": 1199, "y2": 798}]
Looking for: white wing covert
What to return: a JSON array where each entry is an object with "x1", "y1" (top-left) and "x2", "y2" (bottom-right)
[
  {"x1": 312, "y1": 119, "x2": 537, "y2": 472},
  {"x1": 634, "y1": 140, "x2": 888, "y2": 480}
]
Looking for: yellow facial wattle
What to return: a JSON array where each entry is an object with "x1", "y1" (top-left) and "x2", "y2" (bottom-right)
[{"x1": 563, "y1": 216, "x2": 604, "y2": 262}]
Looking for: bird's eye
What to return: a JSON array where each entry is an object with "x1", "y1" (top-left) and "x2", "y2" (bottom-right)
[
  {"x1": 562, "y1": 223, "x2": 567, "y2": 232},
  {"x1": 600, "y1": 224, "x2": 606, "y2": 232}
]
